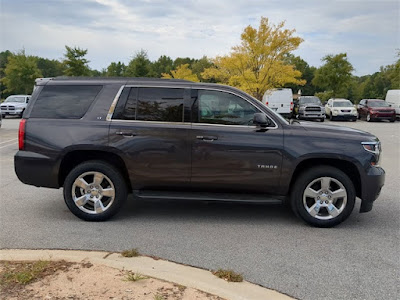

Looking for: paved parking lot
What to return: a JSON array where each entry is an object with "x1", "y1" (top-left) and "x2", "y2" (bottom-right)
[{"x1": 0, "y1": 117, "x2": 399, "y2": 300}]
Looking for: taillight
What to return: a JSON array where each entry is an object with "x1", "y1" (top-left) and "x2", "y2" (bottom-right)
[
  {"x1": 266, "y1": 101, "x2": 269, "y2": 106},
  {"x1": 18, "y1": 119, "x2": 26, "y2": 150},
  {"x1": 290, "y1": 101, "x2": 294, "y2": 111}
]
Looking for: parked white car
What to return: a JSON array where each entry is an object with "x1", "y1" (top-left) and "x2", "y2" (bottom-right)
[
  {"x1": 385, "y1": 89, "x2": 400, "y2": 120},
  {"x1": 1, "y1": 95, "x2": 31, "y2": 118},
  {"x1": 262, "y1": 88, "x2": 293, "y2": 118},
  {"x1": 325, "y1": 98, "x2": 357, "y2": 121}
]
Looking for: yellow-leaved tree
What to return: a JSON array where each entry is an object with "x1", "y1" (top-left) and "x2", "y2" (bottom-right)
[
  {"x1": 202, "y1": 17, "x2": 305, "y2": 100},
  {"x1": 162, "y1": 64, "x2": 200, "y2": 82}
]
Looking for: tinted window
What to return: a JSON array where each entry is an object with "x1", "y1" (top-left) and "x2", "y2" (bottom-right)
[
  {"x1": 114, "y1": 88, "x2": 138, "y2": 120},
  {"x1": 299, "y1": 97, "x2": 321, "y2": 105},
  {"x1": 333, "y1": 100, "x2": 353, "y2": 107},
  {"x1": 5, "y1": 96, "x2": 25, "y2": 103},
  {"x1": 368, "y1": 101, "x2": 390, "y2": 107},
  {"x1": 197, "y1": 90, "x2": 258, "y2": 125},
  {"x1": 30, "y1": 85, "x2": 102, "y2": 119},
  {"x1": 136, "y1": 88, "x2": 184, "y2": 122}
]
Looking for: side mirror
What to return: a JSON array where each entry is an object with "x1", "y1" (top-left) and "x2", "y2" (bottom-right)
[{"x1": 253, "y1": 113, "x2": 270, "y2": 128}]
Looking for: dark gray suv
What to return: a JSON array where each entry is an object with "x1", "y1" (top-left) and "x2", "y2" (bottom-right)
[{"x1": 15, "y1": 77, "x2": 385, "y2": 227}]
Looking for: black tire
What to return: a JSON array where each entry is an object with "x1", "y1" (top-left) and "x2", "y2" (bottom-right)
[
  {"x1": 390, "y1": 117, "x2": 395, "y2": 123},
  {"x1": 320, "y1": 118, "x2": 325, "y2": 122},
  {"x1": 1, "y1": 114, "x2": 5, "y2": 119},
  {"x1": 366, "y1": 113, "x2": 372, "y2": 122},
  {"x1": 290, "y1": 166, "x2": 356, "y2": 228},
  {"x1": 330, "y1": 113, "x2": 335, "y2": 121},
  {"x1": 63, "y1": 160, "x2": 127, "y2": 221}
]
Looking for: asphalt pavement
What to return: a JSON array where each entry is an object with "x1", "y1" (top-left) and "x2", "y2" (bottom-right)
[{"x1": 0, "y1": 117, "x2": 399, "y2": 300}]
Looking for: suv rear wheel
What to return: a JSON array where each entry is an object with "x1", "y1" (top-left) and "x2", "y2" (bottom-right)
[
  {"x1": 63, "y1": 161, "x2": 127, "y2": 221},
  {"x1": 291, "y1": 166, "x2": 355, "y2": 227}
]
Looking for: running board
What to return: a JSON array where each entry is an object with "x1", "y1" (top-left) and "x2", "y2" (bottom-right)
[{"x1": 135, "y1": 190, "x2": 283, "y2": 204}]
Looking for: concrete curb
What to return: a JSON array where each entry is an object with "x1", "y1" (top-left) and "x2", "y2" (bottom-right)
[{"x1": 0, "y1": 249, "x2": 294, "y2": 300}]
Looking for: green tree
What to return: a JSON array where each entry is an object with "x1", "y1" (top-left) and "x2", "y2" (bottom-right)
[
  {"x1": 382, "y1": 51, "x2": 400, "y2": 89},
  {"x1": 36, "y1": 57, "x2": 65, "y2": 77},
  {"x1": 283, "y1": 54, "x2": 317, "y2": 95},
  {"x1": 151, "y1": 55, "x2": 174, "y2": 77},
  {"x1": 312, "y1": 53, "x2": 354, "y2": 97},
  {"x1": 173, "y1": 57, "x2": 194, "y2": 69},
  {"x1": 1, "y1": 50, "x2": 42, "y2": 95},
  {"x1": 162, "y1": 64, "x2": 200, "y2": 82},
  {"x1": 90, "y1": 69, "x2": 104, "y2": 77},
  {"x1": 125, "y1": 50, "x2": 153, "y2": 77},
  {"x1": 0, "y1": 50, "x2": 13, "y2": 98},
  {"x1": 202, "y1": 17, "x2": 305, "y2": 100},
  {"x1": 191, "y1": 56, "x2": 214, "y2": 82},
  {"x1": 106, "y1": 62, "x2": 126, "y2": 77},
  {"x1": 63, "y1": 46, "x2": 91, "y2": 76}
]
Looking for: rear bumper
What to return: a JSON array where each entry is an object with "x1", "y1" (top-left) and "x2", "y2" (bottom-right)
[
  {"x1": 359, "y1": 166, "x2": 385, "y2": 213},
  {"x1": 14, "y1": 151, "x2": 60, "y2": 188}
]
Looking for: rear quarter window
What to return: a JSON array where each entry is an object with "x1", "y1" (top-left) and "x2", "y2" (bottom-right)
[{"x1": 30, "y1": 85, "x2": 102, "y2": 119}]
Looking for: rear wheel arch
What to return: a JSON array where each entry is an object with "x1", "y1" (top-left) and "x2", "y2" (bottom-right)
[{"x1": 58, "y1": 150, "x2": 131, "y2": 191}]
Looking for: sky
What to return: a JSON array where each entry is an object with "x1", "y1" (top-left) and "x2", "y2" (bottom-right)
[{"x1": 1, "y1": 0, "x2": 399, "y2": 76}]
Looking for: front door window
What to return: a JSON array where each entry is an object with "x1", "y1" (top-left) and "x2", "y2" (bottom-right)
[{"x1": 197, "y1": 90, "x2": 259, "y2": 126}]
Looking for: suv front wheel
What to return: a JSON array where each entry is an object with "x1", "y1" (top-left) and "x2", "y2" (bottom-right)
[
  {"x1": 63, "y1": 161, "x2": 127, "y2": 221},
  {"x1": 291, "y1": 166, "x2": 355, "y2": 227}
]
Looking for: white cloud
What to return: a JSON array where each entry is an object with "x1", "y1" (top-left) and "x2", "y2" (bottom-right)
[{"x1": 1, "y1": 0, "x2": 399, "y2": 75}]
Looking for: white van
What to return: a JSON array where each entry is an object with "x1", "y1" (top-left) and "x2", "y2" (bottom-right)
[
  {"x1": 385, "y1": 89, "x2": 400, "y2": 120},
  {"x1": 262, "y1": 88, "x2": 293, "y2": 117}
]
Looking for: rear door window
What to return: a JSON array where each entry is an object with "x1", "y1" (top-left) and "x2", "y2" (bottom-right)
[
  {"x1": 30, "y1": 85, "x2": 102, "y2": 119},
  {"x1": 114, "y1": 87, "x2": 184, "y2": 122}
]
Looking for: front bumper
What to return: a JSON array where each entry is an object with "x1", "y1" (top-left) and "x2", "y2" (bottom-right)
[
  {"x1": 370, "y1": 113, "x2": 396, "y2": 120},
  {"x1": 359, "y1": 166, "x2": 385, "y2": 212},
  {"x1": 15, "y1": 151, "x2": 60, "y2": 188},
  {"x1": 299, "y1": 112, "x2": 325, "y2": 119},
  {"x1": 332, "y1": 114, "x2": 357, "y2": 120},
  {"x1": 1, "y1": 110, "x2": 23, "y2": 115}
]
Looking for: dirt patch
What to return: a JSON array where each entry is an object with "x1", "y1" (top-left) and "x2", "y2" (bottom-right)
[{"x1": 0, "y1": 260, "x2": 224, "y2": 300}]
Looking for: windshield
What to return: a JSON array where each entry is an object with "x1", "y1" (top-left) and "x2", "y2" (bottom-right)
[
  {"x1": 5, "y1": 97, "x2": 25, "y2": 103},
  {"x1": 333, "y1": 100, "x2": 353, "y2": 107},
  {"x1": 368, "y1": 101, "x2": 390, "y2": 107},
  {"x1": 299, "y1": 97, "x2": 321, "y2": 105}
]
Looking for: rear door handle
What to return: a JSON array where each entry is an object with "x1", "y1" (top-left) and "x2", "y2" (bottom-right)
[
  {"x1": 116, "y1": 131, "x2": 135, "y2": 137},
  {"x1": 196, "y1": 135, "x2": 218, "y2": 141}
]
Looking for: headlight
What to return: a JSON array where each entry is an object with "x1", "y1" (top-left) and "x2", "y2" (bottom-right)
[{"x1": 362, "y1": 141, "x2": 381, "y2": 165}]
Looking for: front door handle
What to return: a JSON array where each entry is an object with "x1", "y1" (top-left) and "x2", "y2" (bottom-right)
[
  {"x1": 116, "y1": 131, "x2": 135, "y2": 137},
  {"x1": 196, "y1": 135, "x2": 218, "y2": 141}
]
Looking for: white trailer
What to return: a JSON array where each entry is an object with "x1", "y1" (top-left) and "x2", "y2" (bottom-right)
[
  {"x1": 385, "y1": 89, "x2": 400, "y2": 120},
  {"x1": 262, "y1": 88, "x2": 293, "y2": 117}
]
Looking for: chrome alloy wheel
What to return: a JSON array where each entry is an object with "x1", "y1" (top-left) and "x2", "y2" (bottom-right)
[
  {"x1": 303, "y1": 177, "x2": 347, "y2": 220},
  {"x1": 71, "y1": 171, "x2": 115, "y2": 214}
]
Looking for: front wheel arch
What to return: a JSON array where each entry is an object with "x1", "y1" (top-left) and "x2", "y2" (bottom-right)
[{"x1": 288, "y1": 158, "x2": 361, "y2": 200}]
